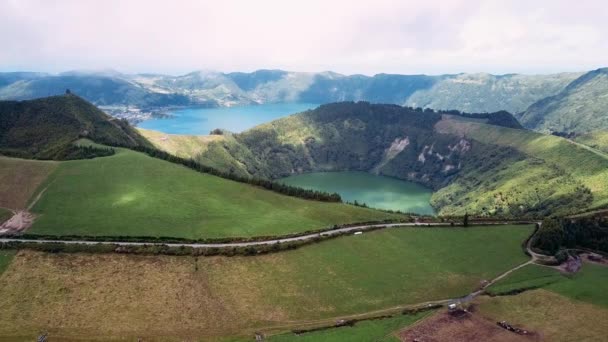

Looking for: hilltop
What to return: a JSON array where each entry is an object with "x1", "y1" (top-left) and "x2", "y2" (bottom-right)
[
  {"x1": 0, "y1": 94, "x2": 150, "y2": 159},
  {"x1": 517, "y1": 68, "x2": 608, "y2": 132}
]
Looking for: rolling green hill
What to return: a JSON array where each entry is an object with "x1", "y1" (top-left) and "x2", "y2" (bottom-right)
[
  {"x1": 0, "y1": 94, "x2": 150, "y2": 159},
  {"x1": 28, "y1": 148, "x2": 401, "y2": 238},
  {"x1": 181, "y1": 102, "x2": 606, "y2": 217},
  {"x1": 517, "y1": 68, "x2": 608, "y2": 132}
]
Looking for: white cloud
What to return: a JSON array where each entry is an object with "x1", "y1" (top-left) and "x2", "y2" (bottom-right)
[{"x1": 0, "y1": 0, "x2": 606, "y2": 75}]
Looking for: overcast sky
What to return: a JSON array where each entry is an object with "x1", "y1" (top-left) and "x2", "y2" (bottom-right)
[{"x1": 1, "y1": 0, "x2": 606, "y2": 75}]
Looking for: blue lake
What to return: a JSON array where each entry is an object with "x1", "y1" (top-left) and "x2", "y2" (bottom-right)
[{"x1": 137, "y1": 103, "x2": 320, "y2": 135}]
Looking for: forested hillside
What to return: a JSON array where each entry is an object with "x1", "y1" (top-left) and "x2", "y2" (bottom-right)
[{"x1": 0, "y1": 94, "x2": 150, "y2": 159}]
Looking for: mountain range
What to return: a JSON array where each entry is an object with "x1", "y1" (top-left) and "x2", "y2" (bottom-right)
[{"x1": 2, "y1": 68, "x2": 608, "y2": 133}]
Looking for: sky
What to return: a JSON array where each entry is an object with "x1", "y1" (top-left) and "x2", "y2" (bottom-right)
[{"x1": 1, "y1": 0, "x2": 607, "y2": 76}]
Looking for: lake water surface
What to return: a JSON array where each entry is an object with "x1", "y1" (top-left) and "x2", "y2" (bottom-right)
[
  {"x1": 280, "y1": 171, "x2": 435, "y2": 215},
  {"x1": 138, "y1": 103, "x2": 319, "y2": 135}
]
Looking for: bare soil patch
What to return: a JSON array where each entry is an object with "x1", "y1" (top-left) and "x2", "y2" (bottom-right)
[
  {"x1": 581, "y1": 252, "x2": 608, "y2": 266},
  {"x1": 0, "y1": 211, "x2": 35, "y2": 235},
  {"x1": 398, "y1": 308, "x2": 538, "y2": 342}
]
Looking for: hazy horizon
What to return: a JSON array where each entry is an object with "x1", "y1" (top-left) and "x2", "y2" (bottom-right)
[
  {"x1": 0, "y1": 67, "x2": 600, "y2": 78},
  {"x1": 1, "y1": 0, "x2": 607, "y2": 75}
]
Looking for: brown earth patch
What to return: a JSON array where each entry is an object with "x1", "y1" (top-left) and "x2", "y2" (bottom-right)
[
  {"x1": 398, "y1": 309, "x2": 538, "y2": 342},
  {"x1": 0, "y1": 157, "x2": 57, "y2": 209},
  {"x1": 0, "y1": 251, "x2": 288, "y2": 340},
  {"x1": 0, "y1": 211, "x2": 35, "y2": 235}
]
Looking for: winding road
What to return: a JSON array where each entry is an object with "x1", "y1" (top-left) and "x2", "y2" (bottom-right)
[{"x1": 0, "y1": 221, "x2": 534, "y2": 248}]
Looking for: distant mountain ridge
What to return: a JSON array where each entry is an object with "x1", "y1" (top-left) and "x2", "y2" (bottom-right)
[
  {"x1": 0, "y1": 69, "x2": 582, "y2": 115},
  {"x1": 517, "y1": 68, "x2": 608, "y2": 132}
]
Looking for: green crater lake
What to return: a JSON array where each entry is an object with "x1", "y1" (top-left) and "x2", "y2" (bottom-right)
[{"x1": 280, "y1": 171, "x2": 435, "y2": 215}]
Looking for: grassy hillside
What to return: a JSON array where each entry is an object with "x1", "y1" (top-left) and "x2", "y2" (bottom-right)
[
  {"x1": 0, "y1": 94, "x2": 150, "y2": 159},
  {"x1": 436, "y1": 119, "x2": 608, "y2": 211},
  {"x1": 477, "y1": 289, "x2": 608, "y2": 342},
  {"x1": 138, "y1": 128, "x2": 225, "y2": 159},
  {"x1": 29, "y1": 148, "x2": 401, "y2": 238},
  {"x1": 517, "y1": 68, "x2": 608, "y2": 132},
  {"x1": 267, "y1": 311, "x2": 431, "y2": 342},
  {"x1": 405, "y1": 72, "x2": 580, "y2": 114},
  {"x1": 488, "y1": 262, "x2": 608, "y2": 308},
  {"x1": 0, "y1": 156, "x2": 57, "y2": 209},
  {"x1": 574, "y1": 130, "x2": 608, "y2": 153},
  {"x1": 0, "y1": 225, "x2": 531, "y2": 339}
]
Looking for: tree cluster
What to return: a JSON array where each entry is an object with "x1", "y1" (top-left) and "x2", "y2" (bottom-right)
[{"x1": 533, "y1": 216, "x2": 608, "y2": 254}]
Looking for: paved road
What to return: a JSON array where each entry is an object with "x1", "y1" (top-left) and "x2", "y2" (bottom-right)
[{"x1": 0, "y1": 221, "x2": 532, "y2": 248}]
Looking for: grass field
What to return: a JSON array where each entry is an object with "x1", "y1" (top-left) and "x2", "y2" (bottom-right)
[
  {"x1": 0, "y1": 225, "x2": 531, "y2": 339},
  {"x1": 267, "y1": 311, "x2": 431, "y2": 342},
  {"x1": 487, "y1": 263, "x2": 608, "y2": 308},
  {"x1": 28, "y1": 148, "x2": 401, "y2": 238},
  {"x1": 486, "y1": 264, "x2": 564, "y2": 295},
  {"x1": 0, "y1": 156, "x2": 57, "y2": 209},
  {"x1": 477, "y1": 289, "x2": 608, "y2": 342},
  {"x1": 0, "y1": 250, "x2": 15, "y2": 276},
  {"x1": 436, "y1": 120, "x2": 608, "y2": 210},
  {"x1": 0, "y1": 207, "x2": 12, "y2": 224}
]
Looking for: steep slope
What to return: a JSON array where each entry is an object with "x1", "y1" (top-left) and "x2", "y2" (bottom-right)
[
  {"x1": 574, "y1": 130, "x2": 608, "y2": 154},
  {"x1": 518, "y1": 68, "x2": 608, "y2": 132},
  {"x1": 187, "y1": 102, "x2": 605, "y2": 217},
  {"x1": 436, "y1": 119, "x2": 608, "y2": 211},
  {"x1": 405, "y1": 72, "x2": 580, "y2": 114},
  {"x1": 0, "y1": 94, "x2": 150, "y2": 159}
]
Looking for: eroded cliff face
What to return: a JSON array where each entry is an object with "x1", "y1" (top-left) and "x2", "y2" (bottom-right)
[{"x1": 199, "y1": 102, "x2": 477, "y2": 191}]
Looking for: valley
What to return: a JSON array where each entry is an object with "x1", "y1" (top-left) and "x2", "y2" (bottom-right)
[
  {"x1": 3, "y1": 2, "x2": 608, "y2": 341},
  {"x1": 0, "y1": 86, "x2": 607, "y2": 342}
]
